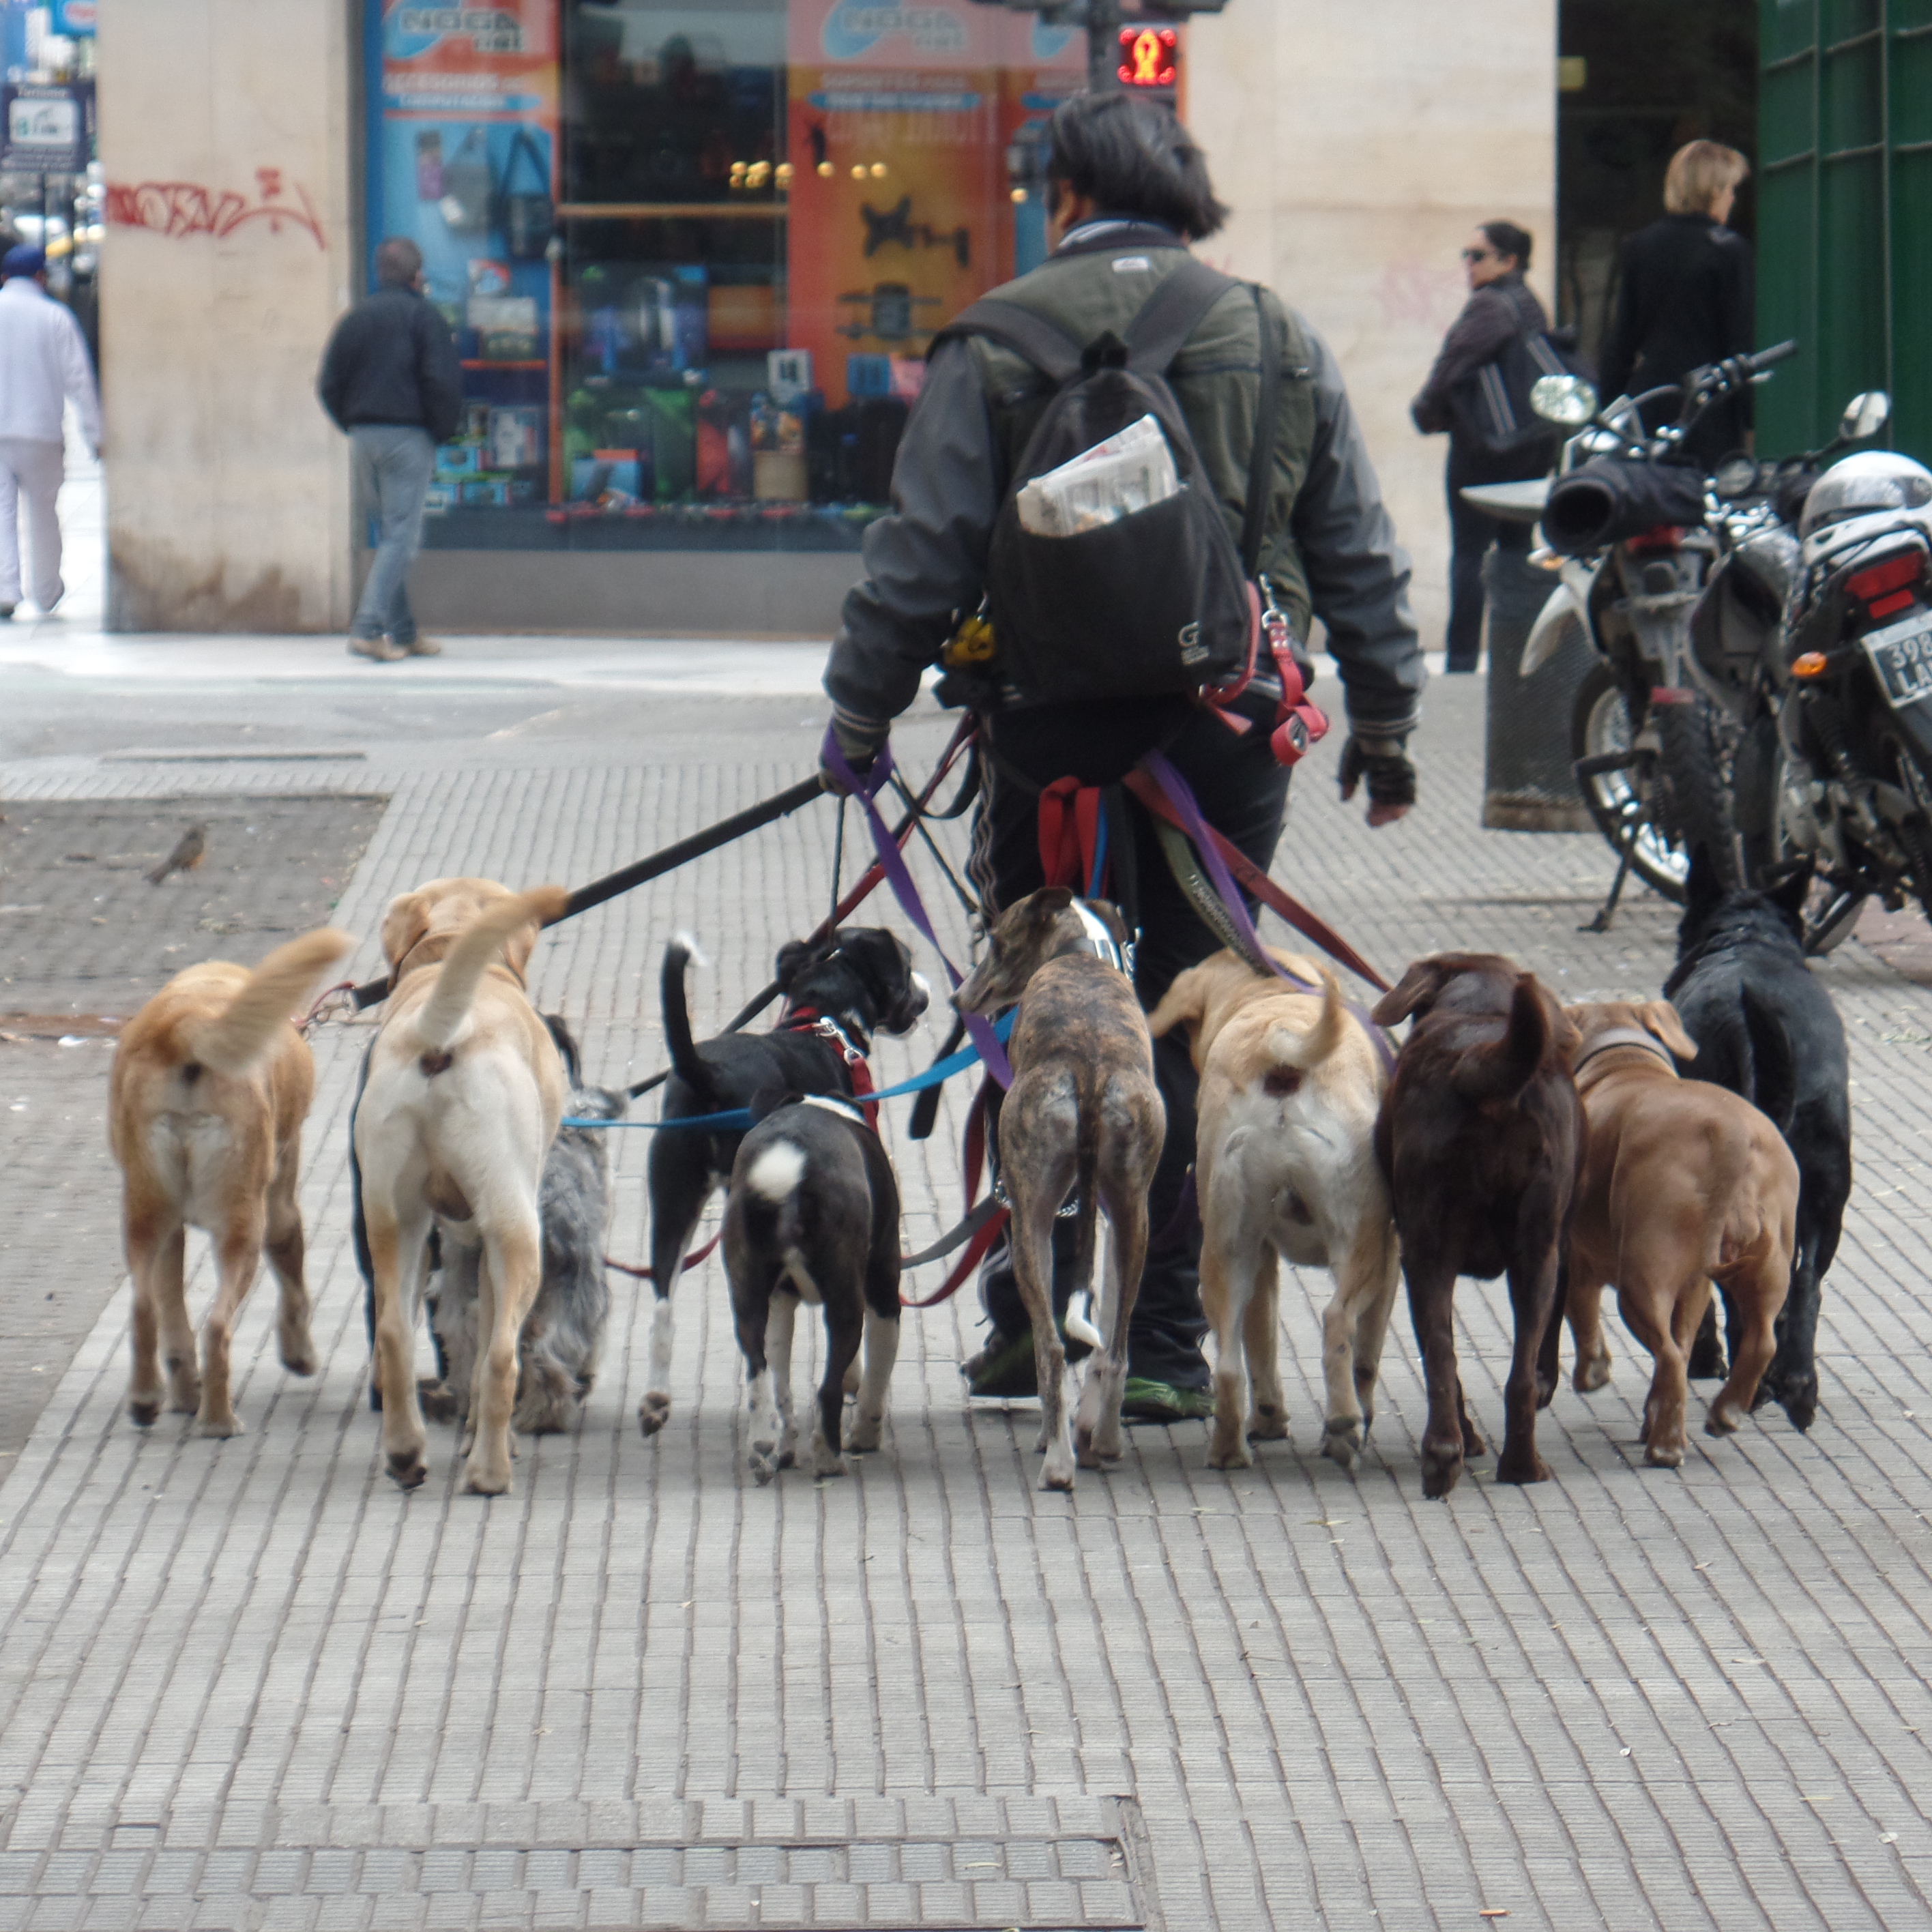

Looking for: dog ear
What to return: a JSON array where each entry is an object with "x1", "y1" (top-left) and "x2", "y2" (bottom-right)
[
  {"x1": 1371, "y1": 957, "x2": 1446, "y2": 1026},
  {"x1": 774, "y1": 939, "x2": 817, "y2": 991},
  {"x1": 1766, "y1": 860, "x2": 1813, "y2": 924},
  {"x1": 1639, "y1": 1000, "x2": 1699, "y2": 1061},
  {"x1": 1029, "y1": 886, "x2": 1077, "y2": 922},
  {"x1": 1544, "y1": 989, "x2": 1583, "y2": 1066},
  {"x1": 1087, "y1": 898, "x2": 1131, "y2": 944},
  {"x1": 381, "y1": 890, "x2": 429, "y2": 971}
]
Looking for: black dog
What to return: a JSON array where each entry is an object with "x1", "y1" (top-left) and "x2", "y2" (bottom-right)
[
  {"x1": 726, "y1": 1092, "x2": 903, "y2": 1482},
  {"x1": 1667, "y1": 851, "x2": 1852, "y2": 1431},
  {"x1": 639, "y1": 927, "x2": 928, "y2": 1438}
]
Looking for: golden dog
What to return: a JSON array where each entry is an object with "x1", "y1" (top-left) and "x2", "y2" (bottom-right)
[
  {"x1": 109, "y1": 928, "x2": 354, "y2": 1435},
  {"x1": 1555, "y1": 999, "x2": 1798, "y2": 1466},
  {"x1": 1150, "y1": 948, "x2": 1399, "y2": 1473},
  {"x1": 355, "y1": 877, "x2": 568, "y2": 1493}
]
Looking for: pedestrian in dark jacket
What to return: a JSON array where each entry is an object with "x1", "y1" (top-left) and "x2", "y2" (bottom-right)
[
  {"x1": 1411, "y1": 220, "x2": 1546, "y2": 672},
  {"x1": 1599, "y1": 141, "x2": 1754, "y2": 471},
  {"x1": 819, "y1": 91, "x2": 1423, "y2": 1420},
  {"x1": 317, "y1": 237, "x2": 463, "y2": 661}
]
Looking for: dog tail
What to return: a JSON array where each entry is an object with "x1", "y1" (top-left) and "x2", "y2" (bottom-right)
[
  {"x1": 743, "y1": 1137, "x2": 807, "y2": 1252},
  {"x1": 1742, "y1": 985, "x2": 1798, "y2": 1136},
  {"x1": 1452, "y1": 973, "x2": 1549, "y2": 1105},
  {"x1": 413, "y1": 886, "x2": 568, "y2": 1053},
  {"x1": 1263, "y1": 968, "x2": 1349, "y2": 1075},
  {"x1": 660, "y1": 933, "x2": 716, "y2": 1104},
  {"x1": 188, "y1": 926, "x2": 356, "y2": 1077}
]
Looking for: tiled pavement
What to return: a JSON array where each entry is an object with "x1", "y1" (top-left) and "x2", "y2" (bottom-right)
[{"x1": 3, "y1": 672, "x2": 1932, "y2": 1929}]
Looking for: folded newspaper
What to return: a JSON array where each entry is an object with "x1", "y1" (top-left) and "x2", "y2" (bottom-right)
[{"x1": 1015, "y1": 413, "x2": 1180, "y2": 538}]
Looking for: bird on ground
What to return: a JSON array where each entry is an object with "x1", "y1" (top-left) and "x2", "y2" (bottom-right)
[{"x1": 146, "y1": 824, "x2": 207, "y2": 886}]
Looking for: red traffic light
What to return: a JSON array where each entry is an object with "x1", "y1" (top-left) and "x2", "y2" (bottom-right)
[{"x1": 1117, "y1": 25, "x2": 1179, "y2": 89}]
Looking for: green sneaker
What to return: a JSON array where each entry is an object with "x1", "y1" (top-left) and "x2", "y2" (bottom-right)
[{"x1": 1120, "y1": 1377, "x2": 1215, "y2": 1424}]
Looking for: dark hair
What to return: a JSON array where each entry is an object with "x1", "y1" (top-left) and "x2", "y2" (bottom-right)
[
  {"x1": 374, "y1": 236, "x2": 424, "y2": 288},
  {"x1": 1479, "y1": 220, "x2": 1532, "y2": 269},
  {"x1": 1046, "y1": 91, "x2": 1227, "y2": 241}
]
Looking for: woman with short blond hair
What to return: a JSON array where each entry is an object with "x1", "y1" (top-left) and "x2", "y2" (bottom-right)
[{"x1": 1600, "y1": 138, "x2": 1755, "y2": 467}]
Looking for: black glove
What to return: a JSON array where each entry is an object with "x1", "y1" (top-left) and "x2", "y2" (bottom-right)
[
  {"x1": 819, "y1": 711, "x2": 890, "y2": 795},
  {"x1": 1338, "y1": 733, "x2": 1416, "y2": 810}
]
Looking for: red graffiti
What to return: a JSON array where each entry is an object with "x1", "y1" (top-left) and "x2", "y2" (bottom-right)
[{"x1": 103, "y1": 173, "x2": 324, "y2": 250}]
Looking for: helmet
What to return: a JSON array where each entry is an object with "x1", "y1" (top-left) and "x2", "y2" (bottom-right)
[{"x1": 1799, "y1": 451, "x2": 1932, "y2": 542}]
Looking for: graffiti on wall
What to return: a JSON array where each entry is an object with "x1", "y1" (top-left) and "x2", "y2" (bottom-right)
[{"x1": 103, "y1": 169, "x2": 324, "y2": 248}]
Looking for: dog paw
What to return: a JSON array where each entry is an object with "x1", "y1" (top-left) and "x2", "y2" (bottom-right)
[
  {"x1": 847, "y1": 1413, "x2": 883, "y2": 1453},
  {"x1": 1779, "y1": 1375, "x2": 1818, "y2": 1433},
  {"x1": 639, "y1": 1391, "x2": 673, "y2": 1438},
  {"x1": 1420, "y1": 1441, "x2": 1465, "y2": 1499},
  {"x1": 385, "y1": 1448, "x2": 428, "y2": 1491},
  {"x1": 280, "y1": 1347, "x2": 318, "y2": 1379},
  {"x1": 1704, "y1": 1402, "x2": 1744, "y2": 1438},
  {"x1": 1644, "y1": 1439, "x2": 1686, "y2": 1468},
  {"x1": 1247, "y1": 1405, "x2": 1290, "y2": 1442},
  {"x1": 1037, "y1": 1454, "x2": 1076, "y2": 1493},
  {"x1": 419, "y1": 1382, "x2": 463, "y2": 1425},
  {"x1": 1495, "y1": 1447, "x2": 1552, "y2": 1486},
  {"x1": 1572, "y1": 1350, "x2": 1613, "y2": 1394},
  {"x1": 1206, "y1": 1439, "x2": 1255, "y2": 1472},
  {"x1": 196, "y1": 1411, "x2": 244, "y2": 1439},
  {"x1": 813, "y1": 1450, "x2": 849, "y2": 1480},
  {"x1": 1321, "y1": 1420, "x2": 1363, "y2": 1474},
  {"x1": 461, "y1": 1452, "x2": 512, "y2": 1496},
  {"x1": 127, "y1": 1396, "x2": 161, "y2": 1429},
  {"x1": 749, "y1": 1438, "x2": 780, "y2": 1484}
]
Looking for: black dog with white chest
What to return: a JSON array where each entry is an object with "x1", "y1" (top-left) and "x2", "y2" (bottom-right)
[
  {"x1": 639, "y1": 926, "x2": 927, "y2": 1438},
  {"x1": 726, "y1": 1092, "x2": 903, "y2": 1482},
  {"x1": 1667, "y1": 851, "x2": 1852, "y2": 1431}
]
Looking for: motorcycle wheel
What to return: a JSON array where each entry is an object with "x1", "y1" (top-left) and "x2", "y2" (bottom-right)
[
  {"x1": 1655, "y1": 695, "x2": 1742, "y2": 890},
  {"x1": 1569, "y1": 660, "x2": 1691, "y2": 903}
]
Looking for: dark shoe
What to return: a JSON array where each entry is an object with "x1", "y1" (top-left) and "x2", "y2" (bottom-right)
[
  {"x1": 1119, "y1": 1377, "x2": 1214, "y2": 1424},
  {"x1": 963, "y1": 1329, "x2": 1037, "y2": 1399},
  {"x1": 1444, "y1": 656, "x2": 1480, "y2": 674},
  {"x1": 349, "y1": 634, "x2": 407, "y2": 662},
  {"x1": 0, "y1": 604, "x2": 13, "y2": 620}
]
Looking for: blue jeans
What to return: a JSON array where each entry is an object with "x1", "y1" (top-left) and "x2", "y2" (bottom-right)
[{"x1": 351, "y1": 425, "x2": 434, "y2": 643}]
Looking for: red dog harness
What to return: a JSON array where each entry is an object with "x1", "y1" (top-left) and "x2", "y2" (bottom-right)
[{"x1": 780, "y1": 1008, "x2": 878, "y2": 1129}]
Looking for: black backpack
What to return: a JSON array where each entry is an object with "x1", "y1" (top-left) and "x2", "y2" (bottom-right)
[
  {"x1": 1450, "y1": 322, "x2": 1593, "y2": 481},
  {"x1": 939, "y1": 258, "x2": 1280, "y2": 704}
]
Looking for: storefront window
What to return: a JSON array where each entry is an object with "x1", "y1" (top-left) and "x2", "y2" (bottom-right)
[{"x1": 366, "y1": 1, "x2": 1085, "y2": 552}]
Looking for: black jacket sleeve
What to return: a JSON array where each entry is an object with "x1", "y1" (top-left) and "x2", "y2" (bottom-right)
[
  {"x1": 1598, "y1": 242, "x2": 1641, "y2": 402},
  {"x1": 1411, "y1": 287, "x2": 1521, "y2": 435},
  {"x1": 415, "y1": 302, "x2": 465, "y2": 446},
  {"x1": 317, "y1": 314, "x2": 351, "y2": 431}
]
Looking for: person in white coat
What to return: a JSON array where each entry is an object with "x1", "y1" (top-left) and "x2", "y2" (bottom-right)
[{"x1": 0, "y1": 243, "x2": 101, "y2": 617}]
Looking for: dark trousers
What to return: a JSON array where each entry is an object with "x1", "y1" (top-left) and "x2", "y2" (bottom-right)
[
  {"x1": 967, "y1": 697, "x2": 1293, "y2": 1386},
  {"x1": 1446, "y1": 452, "x2": 1532, "y2": 671}
]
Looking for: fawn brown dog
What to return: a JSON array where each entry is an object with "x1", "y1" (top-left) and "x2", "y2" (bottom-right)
[
  {"x1": 1372, "y1": 953, "x2": 1584, "y2": 1499},
  {"x1": 1549, "y1": 999, "x2": 1799, "y2": 1465},
  {"x1": 110, "y1": 928, "x2": 355, "y2": 1436},
  {"x1": 955, "y1": 888, "x2": 1165, "y2": 1492}
]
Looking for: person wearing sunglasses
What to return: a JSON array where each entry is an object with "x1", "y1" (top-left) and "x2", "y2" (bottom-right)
[{"x1": 1410, "y1": 220, "x2": 1547, "y2": 672}]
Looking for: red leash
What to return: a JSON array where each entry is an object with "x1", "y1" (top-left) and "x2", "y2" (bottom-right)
[{"x1": 604, "y1": 1229, "x2": 722, "y2": 1282}]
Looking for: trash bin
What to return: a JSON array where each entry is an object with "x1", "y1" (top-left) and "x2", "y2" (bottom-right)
[{"x1": 1481, "y1": 548, "x2": 1596, "y2": 833}]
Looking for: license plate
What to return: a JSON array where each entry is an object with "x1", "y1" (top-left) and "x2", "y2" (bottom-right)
[{"x1": 1861, "y1": 608, "x2": 1932, "y2": 711}]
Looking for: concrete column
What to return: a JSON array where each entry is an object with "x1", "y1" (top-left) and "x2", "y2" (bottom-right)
[
  {"x1": 98, "y1": 1, "x2": 357, "y2": 632},
  {"x1": 1188, "y1": 1, "x2": 1557, "y2": 652}
]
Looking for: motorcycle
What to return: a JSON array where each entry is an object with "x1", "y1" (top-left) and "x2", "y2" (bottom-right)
[
  {"x1": 1701, "y1": 395, "x2": 1931, "y2": 951},
  {"x1": 1461, "y1": 340, "x2": 1798, "y2": 928}
]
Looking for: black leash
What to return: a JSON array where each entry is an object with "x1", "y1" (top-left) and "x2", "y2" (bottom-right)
[{"x1": 345, "y1": 775, "x2": 826, "y2": 1011}]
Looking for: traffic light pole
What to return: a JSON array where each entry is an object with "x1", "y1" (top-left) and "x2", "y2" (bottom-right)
[{"x1": 1083, "y1": 0, "x2": 1125, "y2": 92}]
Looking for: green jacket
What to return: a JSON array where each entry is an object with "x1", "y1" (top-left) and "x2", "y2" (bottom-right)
[{"x1": 827, "y1": 220, "x2": 1422, "y2": 737}]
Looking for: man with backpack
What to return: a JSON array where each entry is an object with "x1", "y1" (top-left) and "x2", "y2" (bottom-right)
[{"x1": 819, "y1": 91, "x2": 1422, "y2": 1420}]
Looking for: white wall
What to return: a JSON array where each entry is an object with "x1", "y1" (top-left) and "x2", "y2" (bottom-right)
[
  {"x1": 1188, "y1": 1, "x2": 1557, "y2": 651},
  {"x1": 98, "y1": 1, "x2": 357, "y2": 631}
]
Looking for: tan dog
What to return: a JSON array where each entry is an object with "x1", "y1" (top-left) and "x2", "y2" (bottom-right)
[
  {"x1": 955, "y1": 888, "x2": 1165, "y2": 1492},
  {"x1": 109, "y1": 928, "x2": 355, "y2": 1436},
  {"x1": 1554, "y1": 999, "x2": 1799, "y2": 1466},
  {"x1": 1149, "y1": 948, "x2": 1399, "y2": 1473},
  {"x1": 355, "y1": 877, "x2": 568, "y2": 1494}
]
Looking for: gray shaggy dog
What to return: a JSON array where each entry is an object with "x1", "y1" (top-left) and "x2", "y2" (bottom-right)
[{"x1": 430, "y1": 1023, "x2": 626, "y2": 1434}]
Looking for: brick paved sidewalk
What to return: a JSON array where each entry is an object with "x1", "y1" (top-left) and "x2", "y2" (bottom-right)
[{"x1": 3, "y1": 677, "x2": 1932, "y2": 1930}]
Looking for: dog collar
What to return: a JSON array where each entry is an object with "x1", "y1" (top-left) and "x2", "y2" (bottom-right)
[
  {"x1": 781, "y1": 1008, "x2": 879, "y2": 1128},
  {"x1": 1573, "y1": 1027, "x2": 1678, "y2": 1075},
  {"x1": 1068, "y1": 899, "x2": 1130, "y2": 974},
  {"x1": 800, "y1": 1092, "x2": 870, "y2": 1127}
]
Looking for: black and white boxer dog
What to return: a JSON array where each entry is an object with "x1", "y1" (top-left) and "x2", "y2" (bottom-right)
[{"x1": 639, "y1": 927, "x2": 926, "y2": 1437}]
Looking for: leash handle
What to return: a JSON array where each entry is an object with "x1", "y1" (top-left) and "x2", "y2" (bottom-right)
[{"x1": 822, "y1": 731, "x2": 1013, "y2": 1090}]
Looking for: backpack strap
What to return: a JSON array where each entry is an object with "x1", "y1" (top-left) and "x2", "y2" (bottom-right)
[
  {"x1": 929, "y1": 298, "x2": 1083, "y2": 384},
  {"x1": 1240, "y1": 288, "x2": 1283, "y2": 579},
  {"x1": 1121, "y1": 257, "x2": 1240, "y2": 374}
]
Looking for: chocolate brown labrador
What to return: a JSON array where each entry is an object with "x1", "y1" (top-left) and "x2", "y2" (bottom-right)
[{"x1": 1371, "y1": 953, "x2": 1583, "y2": 1499}]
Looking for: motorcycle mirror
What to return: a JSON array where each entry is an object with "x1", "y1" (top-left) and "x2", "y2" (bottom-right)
[
  {"x1": 1841, "y1": 391, "x2": 1890, "y2": 440},
  {"x1": 1532, "y1": 374, "x2": 1598, "y2": 427}
]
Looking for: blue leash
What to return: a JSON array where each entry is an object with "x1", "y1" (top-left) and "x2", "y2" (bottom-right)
[{"x1": 561, "y1": 1011, "x2": 1014, "y2": 1130}]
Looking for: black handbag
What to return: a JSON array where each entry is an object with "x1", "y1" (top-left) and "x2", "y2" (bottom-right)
[
  {"x1": 496, "y1": 126, "x2": 555, "y2": 261},
  {"x1": 1449, "y1": 323, "x2": 1592, "y2": 480}
]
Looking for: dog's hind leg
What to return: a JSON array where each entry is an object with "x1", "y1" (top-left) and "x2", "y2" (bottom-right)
[
  {"x1": 124, "y1": 1204, "x2": 183, "y2": 1426},
  {"x1": 1321, "y1": 1214, "x2": 1398, "y2": 1472},
  {"x1": 196, "y1": 1214, "x2": 267, "y2": 1438},
  {"x1": 1708, "y1": 1244, "x2": 1788, "y2": 1439},
  {"x1": 1564, "y1": 1275, "x2": 1613, "y2": 1393},
  {"x1": 767, "y1": 1291, "x2": 800, "y2": 1468},
  {"x1": 848, "y1": 1309, "x2": 898, "y2": 1453},
  {"x1": 1495, "y1": 1237, "x2": 1560, "y2": 1487},
  {"x1": 642, "y1": 1140, "x2": 716, "y2": 1438},
  {"x1": 731, "y1": 1276, "x2": 785, "y2": 1484},
  {"x1": 1246, "y1": 1246, "x2": 1289, "y2": 1446},
  {"x1": 1615, "y1": 1276, "x2": 1688, "y2": 1465},
  {"x1": 813, "y1": 1304, "x2": 862, "y2": 1478},
  {"x1": 264, "y1": 1144, "x2": 317, "y2": 1379},
  {"x1": 464, "y1": 1214, "x2": 543, "y2": 1495},
  {"x1": 1198, "y1": 1201, "x2": 1257, "y2": 1470},
  {"x1": 1082, "y1": 1188, "x2": 1150, "y2": 1469},
  {"x1": 1405, "y1": 1255, "x2": 1470, "y2": 1499},
  {"x1": 368, "y1": 1199, "x2": 435, "y2": 1489}
]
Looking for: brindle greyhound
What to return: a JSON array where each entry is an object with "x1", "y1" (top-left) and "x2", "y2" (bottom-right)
[{"x1": 955, "y1": 888, "x2": 1165, "y2": 1492}]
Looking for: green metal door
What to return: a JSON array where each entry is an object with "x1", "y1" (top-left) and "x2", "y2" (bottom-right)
[{"x1": 1757, "y1": 0, "x2": 1932, "y2": 458}]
